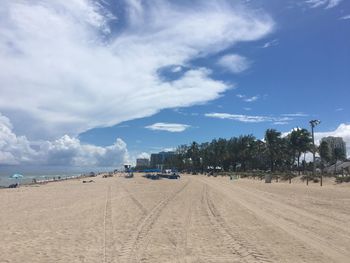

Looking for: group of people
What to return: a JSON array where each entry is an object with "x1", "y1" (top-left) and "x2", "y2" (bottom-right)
[{"x1": 8, "y1": 183, "x2": 18, "y2": 188}]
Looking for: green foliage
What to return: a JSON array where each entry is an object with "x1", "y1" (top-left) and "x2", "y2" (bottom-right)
[
  {"x1": 334, "y1": 147, "x2": 346, "y2": 162},
  {"x1": 289, "y1": 128, "x2": 312, "y2": 174},
  {"x1": 161, "y1": 127, "x2": 345, "y2": 175},
  {"x1": 264, "y1": 129, "x2": 283, "y2": 172},
  {"x1": 319, "y1": 141, "x2": 331, "y2": 164}
]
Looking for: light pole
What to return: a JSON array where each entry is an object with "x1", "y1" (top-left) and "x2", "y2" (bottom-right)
[{"x1": 309, "y1": 120, "x2": 321, "y2": 186}]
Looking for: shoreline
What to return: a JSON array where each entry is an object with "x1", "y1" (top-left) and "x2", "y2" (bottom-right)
[{"x1": 0, "y1": 173, "x2": 105, "y2": 189}]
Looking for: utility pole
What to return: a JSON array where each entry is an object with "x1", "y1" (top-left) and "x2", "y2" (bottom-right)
[{"x1": 309, "y1": 120, "x2": 321, "y2": 186}]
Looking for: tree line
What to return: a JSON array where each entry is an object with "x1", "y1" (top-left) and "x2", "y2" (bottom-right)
[{"x1": 161, "y1": 128, "x2": 346, "y2": 174}]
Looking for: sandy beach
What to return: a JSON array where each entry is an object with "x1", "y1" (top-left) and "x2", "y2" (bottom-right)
[{"x1": 0, "y1": 174, "x2": 349, "y2": 263}]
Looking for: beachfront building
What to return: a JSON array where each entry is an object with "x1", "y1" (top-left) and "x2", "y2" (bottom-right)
[
  {"x1": 321, "y1": 136, "x2": 347, "y2": 160},
  {"x1": 150, "y1": 151, "x2": 176, "y2": 168},
  {"x1": 136, "y1": 158, "x2": 150, "y2": 167}
]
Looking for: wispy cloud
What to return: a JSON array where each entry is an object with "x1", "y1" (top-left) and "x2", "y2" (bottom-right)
[
  {"x1": 335, "y1": 108, "x2": 344, "y2": 112},
  {"x1": 273, "y1": 121, "x2": 289, "y2": 125},
  {"x1": 171, "y1": 66, "x2": 183, "y2": 72},
  {"x1": 281, "y1": 113, "x2": 309, "y2": 117},
  {"x1": 217, "y1": 54, "x2": 252, "y2": 74},
  {"x1": 305, "y1": 0, "x2": 343, "y2": 9},
  {"x1": 244, "y1": 96, "x2": 259, "y2": 102},
  {"x1": 145, "y1": 123, "x2": 190, "y2": 132},
  {"x1": 236, "y1": 94, "x2": 259, "y2": 102},
  {"x1": 340, "y1": 15, "x2": 350, "y2": 20},
  {"x1": 262, "y1": 39, "x2": 278, "y2": 48},
  {"x1": 205, "y1": 113, "x2": 292, "y2": 123},
  {"x1": 0, "y1": 0, "x2": 274, "y2": 140}
]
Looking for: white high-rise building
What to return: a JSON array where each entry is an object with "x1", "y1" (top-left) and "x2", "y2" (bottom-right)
[{"x1": 321, "y1": 136, "x2": 347, "y2": 159}]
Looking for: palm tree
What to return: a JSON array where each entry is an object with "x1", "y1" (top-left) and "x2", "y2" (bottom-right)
[
  {"x1": 252, "y1": 139, "x2": 268, "y2": 170},
  {"x1": 227, "y1": 137, "x2": 239, "y2": 171},
  {"x1": 265, "y1": 129, "x2": 282, "y2": 172},
  {"x1": 333, "y1": 147, "x2": 346, "y2": 174},
  {"x1": 237, "y1": 135, "x2": 256, "y2": 171},
  {"x1": 187, "y1": 141, "x2": 200, "y2": 173},
  {"x1": 290, "y1": 128, "x2": 312, "y2": 175},
  {"x1": 319, "y1": 141, "x2": 331, "y2": 172}
]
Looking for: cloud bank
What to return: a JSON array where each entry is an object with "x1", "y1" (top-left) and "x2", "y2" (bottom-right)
[
  {"x1": 0, "y1": 0, "x2": 274, "y2": 140},
  {"x1": 0, "y1": 113, "x2": 129, "y2": 166}
]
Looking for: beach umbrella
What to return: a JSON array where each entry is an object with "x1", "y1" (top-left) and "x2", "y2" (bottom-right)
[
  {"x1": 10, "y1": 173, "x2": 24, "y2": 179},
  {"x1": 9, "y1": 174, "x2": 24, "y2": 185}
]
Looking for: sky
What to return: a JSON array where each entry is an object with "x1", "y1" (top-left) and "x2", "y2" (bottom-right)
[{"x1": 0, "y1": 0, "x2": 349, "y2": 169}]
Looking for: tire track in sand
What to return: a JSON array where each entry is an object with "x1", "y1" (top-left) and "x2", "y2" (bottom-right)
[
  {"x1": 204, "y1": 177, "x2": 349, "y2": 262},
  {"x1": 103, "y1": 185, "x2": 115, "y2": 263},
  {"x1": 120, "y1": 184, "x2": 148, "y2": 215},
  {"x1": 180, "y1": 192, "x2": 193, "y2": 262},
  {"x1": 118, "y1": 179, "x2": 191, "y2": 263},
  {"x1": 237, "y1": 184, "x2": 350, "y2": 237},
  {"x1": 203, "y1": 184, "x2": 271, "y2": 263}
]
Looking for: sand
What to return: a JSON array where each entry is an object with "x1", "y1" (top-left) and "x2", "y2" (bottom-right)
[{"x1": 0, "y1": 174, "x2": 349, "y2": 263}]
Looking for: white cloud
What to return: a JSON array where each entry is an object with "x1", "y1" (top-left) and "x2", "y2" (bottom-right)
[
  {"x1": 217, "y1": 54, "x2": 251, "y2": 73},
  {"x1": 0, "y1": 113, "x2": 129, "y2": 166},
  {"x1": 244, "y1": 96, "x2": 259, "y2": 102},
  {"x1": 41, "y1": 135, "x2": 129, "y2": 167},
  {"x1": 236, "y1": 94, "x2": 259, "y2": 102},
  {"x1": 340, "y1": 15, "x2": 350, "y2": 20},
  {"x1": 171, "y1": 66, "x2": 182, "y2": 72},
  {"x1": 305, "y1": 0, "x2": 343, "y2": 9},
  {"x1": 262, "y1": 39, "x2": 278, "y2": 48},
  {"x1": 273, "y1": 121, "x2": 289, "y2": 125},
  {"x1": 161, "y1": 147, "x2": 176, "y2": 152},
  {"x1": 281, "y1": 113, "x2": 309, "y2": 117},
  {"x1": 0, "y1": 0, "x2": 274, "y2": 140},
  {"x1": 205, "y1": 113, "x2": 292, "y2": 123},
  {"x1": 0, "y1": 113, "x2": 36, "y2": 164},
  {"x1": 137, "y1": 152, "x2": 150, "y2": 159},
  {"x1": 145, "y1": 123, "x2": 190, "y2": 132}
]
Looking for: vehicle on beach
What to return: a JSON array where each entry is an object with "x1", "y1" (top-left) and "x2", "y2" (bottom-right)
[
  {"x1": 142, "y1": 169, "x2": 161, "y2": 180},
  {"x1": 146, "y1": 173, "x2": 159, "y2": 180},
  {"x1": 158, "y1": 169, "x2": 180, "y2": 179}
]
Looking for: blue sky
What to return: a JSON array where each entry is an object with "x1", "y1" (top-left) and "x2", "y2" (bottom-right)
[{"x1": 0, "y1": 0, "x2": 349, "y2": 167}]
